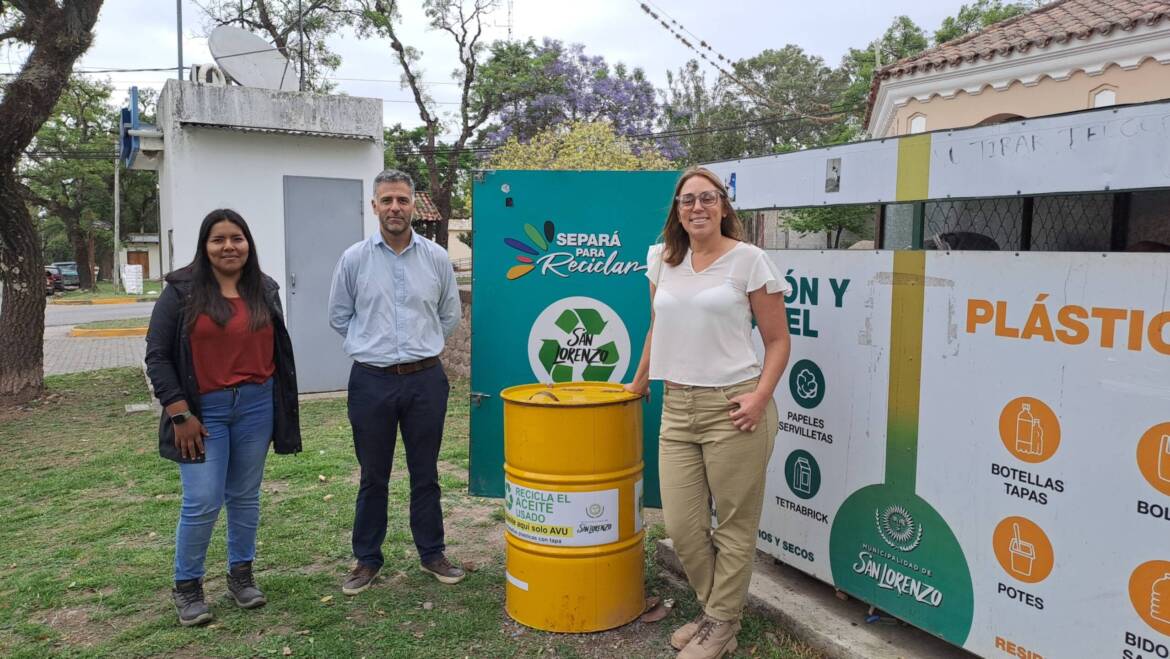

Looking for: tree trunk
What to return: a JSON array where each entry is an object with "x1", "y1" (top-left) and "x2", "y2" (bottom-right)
[
  {"x1": 64, "y1": 219, "x2": 95, "y2": 288},
  {"x1": 421, "y1": 137, "x2": 449, "y2": 249},
  {"x1": 0, "y1": 178, "x2": 46, "y2": 405},
  {"x1": 87, "y1": 234, "x2": 97, "y2": 283},
  {"x1": 0, "y1": 0, "x2": 105, "y2": 403},
  {"x1": 434, "y1": 185, "x2": 451, "y2": 250}
]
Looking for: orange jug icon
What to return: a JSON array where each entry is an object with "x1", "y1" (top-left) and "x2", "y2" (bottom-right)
[{"x1": 1153, "y1": 572, "x2": 1170, "y2": 624}]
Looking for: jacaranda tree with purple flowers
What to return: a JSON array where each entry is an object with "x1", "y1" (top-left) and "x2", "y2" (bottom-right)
[{"x1": 485, "y1": 39, "x2": 671, "y2": 156}]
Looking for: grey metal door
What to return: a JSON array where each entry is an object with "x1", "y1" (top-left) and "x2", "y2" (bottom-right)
[{"x1": 283, "y1": 176, "x2": 364, "y2": 393}]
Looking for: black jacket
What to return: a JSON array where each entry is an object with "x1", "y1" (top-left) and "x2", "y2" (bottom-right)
[{"x1": 145, "y1": 267, "x2": 302, "y2": 463}]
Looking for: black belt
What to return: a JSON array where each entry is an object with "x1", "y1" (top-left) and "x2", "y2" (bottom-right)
[{"x1": 356, "y1": 356, "x2": 440, "y2": 375}]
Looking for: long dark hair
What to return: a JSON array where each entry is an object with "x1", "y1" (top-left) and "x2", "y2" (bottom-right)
[
  {"x1": 183, "y1": 209, "x2": 271, "y2": 332},
  {"x1": 660, "y1": 166, "x2": 743, "y2": 267}
]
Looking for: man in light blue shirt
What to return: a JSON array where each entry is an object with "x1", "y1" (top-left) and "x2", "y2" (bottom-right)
[{"x1": 328, "y1": 169, "x2": 464, "y2": 595}]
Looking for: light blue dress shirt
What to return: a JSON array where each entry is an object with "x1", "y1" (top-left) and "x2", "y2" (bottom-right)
[{"x1": 328, "y1": 230, "x2": 461, "y2": 367}]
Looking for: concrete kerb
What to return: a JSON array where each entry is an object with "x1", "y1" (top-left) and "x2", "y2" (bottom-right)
[
  {"x1": 50, "y1": 297, "x2": 156, "y2": 306},
  {"x1": 70, "y1": 327, "x2": 148, "y2": 338},
  {"x1": 655, "y1": 538, "x2": 973, "y2": 659}
]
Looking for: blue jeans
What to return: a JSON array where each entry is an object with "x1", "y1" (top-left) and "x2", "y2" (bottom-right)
[{"x1": 174, "y1": 379, "x2": 273, "y2": 581}]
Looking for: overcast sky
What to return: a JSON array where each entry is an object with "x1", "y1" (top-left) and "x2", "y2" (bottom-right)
[{"x1": 5, "y1": 0, "x2": 966, "y2": 132}]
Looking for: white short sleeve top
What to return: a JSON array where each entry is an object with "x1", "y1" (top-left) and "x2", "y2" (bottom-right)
[{"x1": 646, "y1": 242, "x2": 790, "y2": 386}]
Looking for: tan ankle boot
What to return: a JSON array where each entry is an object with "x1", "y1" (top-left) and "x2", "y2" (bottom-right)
[
  {"x1": 677, "y1": 615, "x2": 740, "y2": 659},
  {"x1": 670, "y1": 613, "x2": 706, "y2": 650}
]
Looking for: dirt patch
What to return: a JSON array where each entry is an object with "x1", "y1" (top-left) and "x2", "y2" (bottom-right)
[
  {"x1": 32, "y1": 605, "x2": 123, "y2": 648},
  {"x1": 437, "y1": 461, "x2": 466, "y2": 478},
  {"x1": 242, "y1": 625, "x2": 294, "y2": 645},
  {"x1": 444, "y1": 493, "x2": 506, "y2": 571},
  {"x1": 291, "y1": 558, "x2": 342, "y2": 576}
]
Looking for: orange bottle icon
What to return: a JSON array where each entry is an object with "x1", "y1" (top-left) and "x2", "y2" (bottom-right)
[
  {"x1": 1158, "y1": 434, "x2": 1170, "y2": 483},
  {"x1": 1015, "y1": 404, "x2": 1044, "y2": 456},
  {"x1": 1154, "y1": 573, "x2": 1170, "y2": 624}
]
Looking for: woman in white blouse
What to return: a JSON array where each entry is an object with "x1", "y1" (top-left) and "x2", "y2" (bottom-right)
[{"x1": 626, "y1": 167, "x2": 791, "y2": 659}]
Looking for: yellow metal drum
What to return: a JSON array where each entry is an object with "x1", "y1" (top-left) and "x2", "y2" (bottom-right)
[{"x1": 500, "y1": 382, "x2": 645, "y2": 633}]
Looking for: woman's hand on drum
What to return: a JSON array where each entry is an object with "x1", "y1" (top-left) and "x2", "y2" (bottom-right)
[
  {"x1": 623, "y1": 382, "x2": 649, "y2": 397},
  {"x1": 727, "y1": 391, "x2": 768, "y2": 433}
]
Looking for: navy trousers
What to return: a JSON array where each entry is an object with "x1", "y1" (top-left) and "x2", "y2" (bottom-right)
[{"x1": 348, "y1": 361, "x2": 449, "y2": 567}]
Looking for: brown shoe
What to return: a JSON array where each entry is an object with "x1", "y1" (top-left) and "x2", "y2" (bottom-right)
[
  {"x1": 342, "y1": 563, "x2": 380, "y2": 596},
  {"x1": 677, "y1": 615, "x2": 740, "y2": 659},
  {"x1": 670, "y1": 612, "x2": 706, "y2": 650},
  {"x1": 420, "y1": 554, "x2": 466, "y2": 584}
]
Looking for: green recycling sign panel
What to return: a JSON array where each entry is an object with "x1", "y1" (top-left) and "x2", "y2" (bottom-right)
[{"x1": 469, "y1": 170, "x2": 679, "y2": 506}]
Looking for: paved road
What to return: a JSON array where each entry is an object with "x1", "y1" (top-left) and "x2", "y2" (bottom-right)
[
  {"x1": 45, "y1": 300, "x2": 156, "y2": 327},
  {"x1": 42, "y1": 302, "x2": 154, "y2": 375}
]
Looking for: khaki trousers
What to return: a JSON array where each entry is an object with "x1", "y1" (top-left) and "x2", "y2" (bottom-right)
[{"x1": 659, "y1": 378, "x2": 777, "y2": 621}]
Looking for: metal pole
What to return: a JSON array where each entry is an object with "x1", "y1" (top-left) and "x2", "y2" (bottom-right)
[
  {"x1": 176, "y1": 0, "x2": 184, "y2": 80},
  {"x1": 298, "y1": 0, "x2": 306, "y2": 91},
  {"x1": 113, "y1": 147, "x2": 122, "y2": 292}
]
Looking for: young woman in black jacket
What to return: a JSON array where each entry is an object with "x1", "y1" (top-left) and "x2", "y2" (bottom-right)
[{"x1": 145, "y1": 209, "x2": 301, "y2": 626}]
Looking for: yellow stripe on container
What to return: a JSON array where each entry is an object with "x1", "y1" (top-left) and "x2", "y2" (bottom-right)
[
  {"x1": 500, "y1": 382, "x2": 645, "y2": 633},
  {"x1": 896, "y1": 133, "x2": 932, "y2": 202}
]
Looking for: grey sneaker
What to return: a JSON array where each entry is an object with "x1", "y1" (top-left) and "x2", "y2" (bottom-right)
[
  {"x1": 420, "y1": 555, "x2": 466, "y2": 584},
  {"x1": 172, "y1": 578, "x2": 213, "y2": 627},
  {"x1": 226, "y1": 562, "x2": 267, "y2": 609},
  {"x1": 342, "y1": 563, "x2": 380, "y2": 596}
]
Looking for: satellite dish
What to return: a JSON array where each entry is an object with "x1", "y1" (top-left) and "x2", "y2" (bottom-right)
[{"x1": 208, "y1": 25, "x2": 300, "y2": 92}]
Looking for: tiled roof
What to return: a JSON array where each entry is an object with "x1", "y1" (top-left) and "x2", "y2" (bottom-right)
[
  {"x1": 414, "y1": 191, "x2": 442, "y2": 223},
  {"x1": 882, "y1": 0, "x2": 1170, "y2": 78},
  {"x1": 866, "y1": 0, "x2": 1170, "y2": 125}
]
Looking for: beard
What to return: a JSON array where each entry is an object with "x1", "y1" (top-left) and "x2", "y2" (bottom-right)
[{"x1": 380, "y1": 214, "x2": 410, "y2": 235}]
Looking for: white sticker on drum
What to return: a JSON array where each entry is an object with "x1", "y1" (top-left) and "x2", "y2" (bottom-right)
[
  {"x1": 634, "y1": 478, "x2": 644, "y2": 533},
  {"x1": 505, "y1": 570, "x2": 529, "y2": 591},
  {"x1": 504, "y1": 478, "x2": 619, "y2": 547}
]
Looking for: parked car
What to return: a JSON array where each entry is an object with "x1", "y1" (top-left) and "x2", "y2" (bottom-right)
[
  {"x1": 50, "y1": 261, "x2": 80, "y2": 289},
  {"x1": 45, "y1": 266, "x2": 64, "y2": 293}
]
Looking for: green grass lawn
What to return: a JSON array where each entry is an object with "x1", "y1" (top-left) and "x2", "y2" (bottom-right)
[
  {"x1": 74, "y1": 317, "x2": 152, "y2": 330},
  {"x1": 58, "y1": 281, "x2": 162, "y2": 300},
  {"x1": 0, "y1": 369, "x2": 820, "y2": 659}
]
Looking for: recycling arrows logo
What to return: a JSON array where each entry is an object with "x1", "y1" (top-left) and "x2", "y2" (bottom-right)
[
  {"x1": 537, "y1": 308, "x2": 621, "y2": 382},
  {"x1": 527, "y1": 296, "x2": 631, "y2": 384}
]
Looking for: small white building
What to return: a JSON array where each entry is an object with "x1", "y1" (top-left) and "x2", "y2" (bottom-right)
[
  {"x1": 131, "y1": 79, "x2": 385, "y2": 391},
  {"x1": 119, "y1": 233, "x2": 161, "y2": 280},
  {"x1": 447, "y1": 218, "x2": 472, "y2": 269}
]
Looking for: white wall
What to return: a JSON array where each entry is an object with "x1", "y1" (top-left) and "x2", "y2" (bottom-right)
[{"x1": 158, "y1": 127, "x2": 383, "y2": 309}]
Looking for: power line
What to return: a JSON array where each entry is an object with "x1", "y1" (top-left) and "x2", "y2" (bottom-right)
[
  {"x1": 634, "y1": 1, "x2": 841, "y2": 123},
  {"x1": 640, "y1": 0, "x2": 738, "y2": 68},
  {"x1": 381, "y1": 104, "x2": 865, "y2": 158}
]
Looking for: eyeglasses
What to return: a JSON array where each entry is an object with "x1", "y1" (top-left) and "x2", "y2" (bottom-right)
[{"x1": 676, "y1": 190, "x2": 723, "y2": 208}]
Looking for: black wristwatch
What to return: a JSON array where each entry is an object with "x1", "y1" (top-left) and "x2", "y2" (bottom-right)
[{"x1": 170, "y1": 410, "x2": 193, "y2": 425}]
